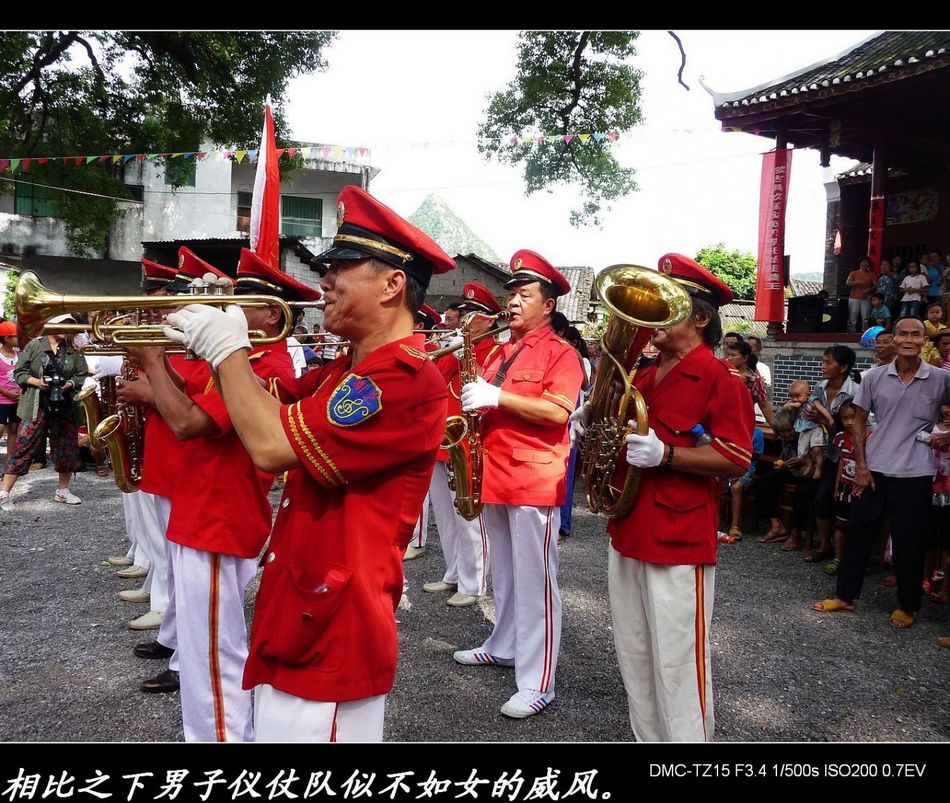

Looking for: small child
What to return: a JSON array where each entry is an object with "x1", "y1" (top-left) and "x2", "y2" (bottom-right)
[
  {"x1": 922, "y1": 302, "x2": 948, "y2": 364},
  {"x1": 725, "y1": 427, "x2": 765, "y2": 541},
  {"x1": 785, "y1": 380, "x2": 820, "y2": 434},
  {"x1": 869, "y1": 292, "x2": 891, "y2": 331},
  {"x1": 824, "y1": 402, "x2": 859, "y2": 575}
]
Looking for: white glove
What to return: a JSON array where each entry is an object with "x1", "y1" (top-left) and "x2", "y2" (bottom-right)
[
  {"x1": 461, "y1": 377, "x2": 501, "y2": 412},
  {"x1": 568, "y1": 402, "x2": 592, "y2": 437},
  {"x1": 624, "y1": 426, "x2": 666, "y2": 468},
  {"x1": 91, "y1": 355, "x2": 124, "y2": 381},
  {"x1": 163, "y1": 304, "x2": 251, "y2": 370},
  {"x1": 443, "y1": 333, "x2": 464, "y2": 358}
]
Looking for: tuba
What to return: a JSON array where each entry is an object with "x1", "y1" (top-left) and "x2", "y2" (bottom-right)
[
  {"x1": 441, "y1": 310, "x2": 509, "y2": 520},
  {"x1": 582, "y1": 265, "x2": 692, "y2": 518}
]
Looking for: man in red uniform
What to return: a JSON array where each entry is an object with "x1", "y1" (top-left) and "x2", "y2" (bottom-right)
[
  {"x1": 423, "y1": 282, "x2": 504, "y2": 606},
  {"x1": 126, "y1": 248, "x2": 312, "y2": 741},
  {"x1": 117, "y1": 250, "x2": 234, "y2": 693},
  {"x1": 454, "y1": 250, "x2": 583, "y2": 718},
  {"x1": 162, "y1": 186, "x2": 454, "y2": 742},
  {"x1": 404, "y1": 303, "x2": 445, "y2": 561},
  {"x1": 606, "y1": 253, "x2": 753, "y2": 741}
]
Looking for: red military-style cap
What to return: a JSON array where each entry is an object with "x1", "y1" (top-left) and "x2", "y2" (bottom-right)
[
  {"x1": 460, "y1": 281, "x2": 503, "y2": 314},
  {"x1": 657, "y1": 252, "x2": 734, "y2": 307},
  {"x1": 415, "y1": 303, "x2": 441, "y2": 329},
  {"x1": 170, "y1": 246, "x2": 230, "y2": 293},
  {"x1": 315, "y1": 186, "x2": 455, "y2": 289},
  {"x1": 505, "y1": 249, "x2": 571, "y2": 297},
  {"x1": 236, "y1": 248, "x2": 322, "y2": 302},
  {"x1": 140, "y1": 258, "x2": 178, "y2": 293}
]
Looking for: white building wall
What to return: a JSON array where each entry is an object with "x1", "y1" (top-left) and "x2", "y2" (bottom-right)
[{"x1": 142, "y1": 155, "x2": 234, "y2": 241}]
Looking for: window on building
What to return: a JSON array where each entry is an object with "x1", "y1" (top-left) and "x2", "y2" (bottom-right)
[
  {"x1": 281, "y1": 196, "x2": 322, "y2": 238},
  {"x1": 164, "y1": 160, "x2": 196, "y2": 187},
  {"x1": 126, "y1": 184, "x2": 145, "y2": 202},
  {"x1": 237, "y1": 191, "x2": 252, "y2": 233},
  {"x1": 14, "y1": 181, "x2": 60, "y2": 218}
]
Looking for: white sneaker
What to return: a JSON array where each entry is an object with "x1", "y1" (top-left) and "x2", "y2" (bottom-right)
[
  {"x1": 422, "y1": 580, "x2": 457, "y2": 593},
  {"x1": 54, "y1": 489, "x2": 81, "y2": 505},
  {"x1": 453, "y1": 648, "x2": 514, "y2": 667},
  {"x1": 446, "y1": 591, "x2": 478, "y2": 607},
  {"x1": 403, "y1": 546, "x2": 426, "y2": 561},
  {"x1": 128, "y1": 610, "x2": 163, "y2": 631},
  {"x1": 500, "y1": 689, "x2": 555, "y2": 719},
  {"x1": 0, "y1": 491, "x2": 12, "y2": 513}
]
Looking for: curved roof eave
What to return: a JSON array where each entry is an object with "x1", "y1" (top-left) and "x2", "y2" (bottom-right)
[{"x1": 709, "y1": 30, "x2": 884, "y2": 106}]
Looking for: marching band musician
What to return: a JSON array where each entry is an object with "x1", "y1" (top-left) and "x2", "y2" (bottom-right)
[
  {"x1": 603, "y1": 253, "x2": 753, "y2": 742},
  {"x1": 115, "y1": 251, "x2": 233, "y2": 692},
  {"x1": 404, "y1": 302, "x2": 444, "y2": 562},
  {"x1": 124, "y1": 248, "x2": 308, "y2": 741},
  {"x1": 423, "y1": 282, "x2": 503, "y2": 607},
  {"x1": 162, "y1": 186, "x2": 453, "y2": 742},
  {"x1": 454, "y1": 250, "x2": 583, "y2": 719}
]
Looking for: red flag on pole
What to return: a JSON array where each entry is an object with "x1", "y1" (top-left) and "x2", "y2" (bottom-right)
[
  {"x1": 250, "y1": 95, "x2": 280, "y2": 270},
  {"x1": 755, "y1": 148, "x2": 792, "y2": 322}
]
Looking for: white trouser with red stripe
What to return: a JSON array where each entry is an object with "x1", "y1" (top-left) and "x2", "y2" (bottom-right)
[
  {"x1": 410, "y1": 492, "x2": 430, "y2": 548},
  {"x1": 607, "y1": 546, "x2": 716, "y2": 742},
  {"x1": 171, "y1": 542, "x2": 257, "y2": 742},
  {"x1": 122, "y1": 492, "x2": 151, "y2": 572},
  {"x1": 254, "y1": 685, "x2": 386, "y2": 742},
  {"x1": 481, "y1": 504, "x2": 560, "y2": 694},
  {"x1": 135, "y1": 491, "x2": 172, "y2": 614},
  {"x1": 428, "y1": 462, "x2": 489, "y2": 597}
]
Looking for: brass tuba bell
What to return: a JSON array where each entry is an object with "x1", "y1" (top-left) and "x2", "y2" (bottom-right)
[{"x1": 582, "y1": 265, "x2": 692, "y2": 518}]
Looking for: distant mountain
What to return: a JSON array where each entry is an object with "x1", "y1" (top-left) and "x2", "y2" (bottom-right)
[
  {"x1": 407, "y1": 194, "x2": 500, "y2": 263},
  {"x1": 791, "y1": 271, "x2": 824, "y2": 282}
]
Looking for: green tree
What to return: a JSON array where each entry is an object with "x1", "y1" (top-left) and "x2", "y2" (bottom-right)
[
  {"x1": 0, "y1": 31, "x2": 336, "y2": 255},
  {"x1": 695, "y1": 243, "x2": 758, "y2": 301},
  {"x1": 478, "y1": 31, "x2": 643, "y2": 228}
]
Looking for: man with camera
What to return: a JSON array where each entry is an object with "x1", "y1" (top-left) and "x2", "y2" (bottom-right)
[{"x1": 0, "y1": 313, "x2": 87, "y2": 511}]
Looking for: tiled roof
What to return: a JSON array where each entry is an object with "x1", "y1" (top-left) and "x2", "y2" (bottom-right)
[
  {"x1": 556, "y1": 266, "x2": 596, "y2": 323},
  {"x1": 719, "y1": 300, "x2": 771, "y2": 336},
  {"x1": 790, "y1": 278, "x2": 823, "y2": 297},
  {"x1": 713, "y1": 31, "x2": 950, "y2": 112}
]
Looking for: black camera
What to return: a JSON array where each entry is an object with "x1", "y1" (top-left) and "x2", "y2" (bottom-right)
[{"x1": 47, "y1": 373, "x2": 65, "y2": 405}]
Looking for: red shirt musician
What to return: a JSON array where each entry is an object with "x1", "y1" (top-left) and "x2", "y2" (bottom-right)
[
  {"x1": 423, "y1": 282, "x2": 505, "y2": 606},
  {"x1": 162, "y1": 185, "x2": 454, "y2": 742},
  {"x1": 453, "y1": 250, "x2": 584, "y2": 719},
  {"x1": 125, "y1": 248, "x2": 310, "y2": 742},
  {"x1": 602, "y1": 253, "x2": 753, "y2": 742}
]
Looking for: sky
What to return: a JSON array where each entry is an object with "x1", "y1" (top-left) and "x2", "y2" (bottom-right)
[{"x1": 286, "y1": 30, "x2": 878, "y2": 275}]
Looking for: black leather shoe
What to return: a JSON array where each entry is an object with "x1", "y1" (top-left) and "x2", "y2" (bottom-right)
[
  {"x1": 134, "y1": 640, "x2": 174, "y2": 660},
  {"x1": 140, "y1": 669, "x2": 180, "y2": 694}
]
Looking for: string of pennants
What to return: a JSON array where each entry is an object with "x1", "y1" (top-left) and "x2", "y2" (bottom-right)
[{"x1": 0, "y1": 145, "x2": 372, "y2": 173}]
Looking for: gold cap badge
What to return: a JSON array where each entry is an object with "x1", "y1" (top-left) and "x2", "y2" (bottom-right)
[{"x1": 661, "y1": 258, "x2": 672, "y2": 275}]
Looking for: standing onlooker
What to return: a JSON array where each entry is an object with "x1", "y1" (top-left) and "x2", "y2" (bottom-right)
[
  {"x1": 286, "y1": 325, "x2": 307, "y2": 378},
  {"x1": 877, "y1": 259, "x2": 900, "y2": 322},
  {"x1": 846, "y1": 257, "x2": 876, "y2": 332},
  {"x1": 801, "y1": 345, "x2": 858, "y2": 563},
  {"x1": 823, "y1": 401, "x2": 860, "y2": 576},
  {"x1": 926, "y1": 253, "x2": 943, "y2": 307},
  {"x1": 813, "y1": 316, "x2": 950, "y2": 629},
  {"x1": 746, "y1": 335, "x2": 771, "y2": 390},
  {"x1": 0, "y1": 315, "x2": 87, "y2": 511},
  {"x1": 890, "y1": 254, "x2": 905, "y2": 287},
  {"x1": 868, "y1": 331, "x2": 897, "y2": 370},
  {"x1": 927, "y1": 403, "x2": 950, "y2": 604},
  {"x1": 722, "y1": 331, "x2": 744, "y2": 351},
  {"x1": 899, "y1": 260, "x2": 929, "y2": 319},
  {"x1": 0, "y1": 322, "x2": 21, "y2": 461},
  {"x1": 723, "y1": 340, "x2": 774, "y2": 427},
  {"x1": 558, "y1": 325, "x2": 591, "y2": 543}
]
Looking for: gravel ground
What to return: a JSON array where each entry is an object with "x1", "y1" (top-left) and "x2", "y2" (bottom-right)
[{"x1": 1, "y1": 466, "x2": 948, "y2": 742}]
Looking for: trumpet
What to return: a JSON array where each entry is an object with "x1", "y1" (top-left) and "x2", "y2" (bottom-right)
[{"x1": 15, "y1": 271, "x2": 322, "y2": 350}]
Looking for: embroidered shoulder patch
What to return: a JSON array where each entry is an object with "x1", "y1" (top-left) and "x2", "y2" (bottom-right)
[{"x1": 327, "y1": 374, "x2": 382, "y2": 427}]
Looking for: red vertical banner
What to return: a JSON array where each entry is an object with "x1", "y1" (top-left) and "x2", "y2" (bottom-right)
[
  {"x1": 755, "y1": 148, "x2": 792, "y2": 322},
  {"x1": 867, "y1": 194, "x2": 885, "y2": 268}
]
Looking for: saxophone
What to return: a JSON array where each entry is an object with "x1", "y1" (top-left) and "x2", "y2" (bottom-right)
[
  {"x1": 93, "y1": 359, "x2": 144, "y2": 493},
  {"x1": 441, "y1": 310, "x2": 508, "y2": 521}
]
